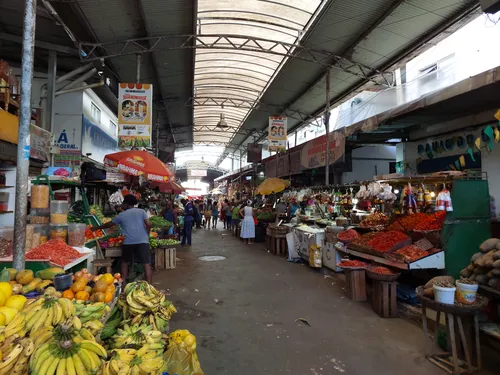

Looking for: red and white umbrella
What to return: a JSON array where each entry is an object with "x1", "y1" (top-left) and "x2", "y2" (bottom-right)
[{"x1": 104, "y1": 150, "x2": 174, "y2": 182}]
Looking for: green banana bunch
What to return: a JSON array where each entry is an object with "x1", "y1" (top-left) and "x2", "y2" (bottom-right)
[
  {"x1": 74, "y1": 301, "x2": 110, "y2": 323},
  {"x1": 100, "y1": 306, "x2": 122, "y2": 341}
]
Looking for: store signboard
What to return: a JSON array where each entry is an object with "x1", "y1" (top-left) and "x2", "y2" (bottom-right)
[
  {"x1": 290, "y1": 150, "x2": 302, "y2": 175},
  {"x1": 81, "y1": 115, "x2": 119, "y2": 164},
  {"x1": 268, "y1": 116, "x2": 287, "y2": 152},
  {"x1": 276, "y1": 154, "x2": 289, "y2": 177},
  {"x1": 189, "y1": 169, "x2": 207, "y2": 177},
  {"x1": 247, "y1": 143, "x2": 262, "y2": 162},
  {"x1": 53, "y1": 118, "x2": 82, "y2": 167},
  {"x1": 118, "y1": 83, "x2": 153, "y2": 148},
  {"x1": 265, "y1": 158, "x2": 277, "y2": 178},
  {"x1": 29, "y1": 124, "x2": 51, "y2": 162},
  {"x1": 300, "y1": 131, "x2": 345, "y2": 170}
]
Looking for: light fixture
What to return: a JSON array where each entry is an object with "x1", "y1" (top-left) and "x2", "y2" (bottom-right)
[
  {"x1": 394, "y1": 189, "x2": 400, "y2": 194},
  {"x1": 430, "y1": 192, "x2": 436, "y2": 198},
  {"x1": 216, "y1": 104, "x2": 228, "y2": 129}
]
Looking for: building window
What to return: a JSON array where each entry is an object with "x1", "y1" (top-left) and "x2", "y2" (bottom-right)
[
  {"x1": 110, "y1": 120, "x2": 117, "y2": 136},
  {"x1": 91, "y1": 102, "x2": 101, "y2": 124}
]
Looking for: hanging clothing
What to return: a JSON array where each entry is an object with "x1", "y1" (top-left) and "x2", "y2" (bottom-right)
[{"x1": 240, "y1": 206, "x2": 255, "y2": 239}]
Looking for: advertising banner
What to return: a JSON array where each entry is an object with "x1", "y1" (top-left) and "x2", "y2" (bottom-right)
[
  {"x1": 300, "y1": 131, "x2": 345, "y2": 170},
  {"x1": 276, "y1": 154, "x2": 289, "y2": 177},
  {"x1": 82, "y1": 115, "x2": 119, "y2": 164},
  {"x1": 53, "y1": 118, "x2": 82, "y2": 167},
  {"x1": 189, "y1": 169, "x2": 207, "y2": 177},
  {"x1": 118, "y1": 83, "x2": 153, "y2": 148},
  {"x1": 247, "y1": 143, "x2": 262, "y2": 163},
  {"x1": 268, "y1": 116, "x2": 287, "y2": 152},
  {"x1": 29, "y1": 124, "x2": 51, "y2": 162}
]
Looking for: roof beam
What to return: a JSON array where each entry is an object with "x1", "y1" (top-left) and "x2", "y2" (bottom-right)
[
  {"x1": 0, "y1": 32, "x2": 78, "y2": 55},
  {"x1": 79, "y1": 34, "x2": 393, "y2": 86}
]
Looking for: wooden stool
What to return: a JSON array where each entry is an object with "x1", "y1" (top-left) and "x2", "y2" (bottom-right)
[
  {"x1": 372, "y1": 280, "x2": 398, "y2": 318},
  {"x1": 92, "y1": 259, "x2": 114, "y2": 274},
  {"x1": 270, "y1": 234, "x2": 287, "y2": 256},
  {"x1": 417, "y1": 287, "x2": 487, "y2": 374},
  {"x1": 344, "y1": 269, "x2": 367, "y2": 301},
  {"x1": 155, "y1": 248, "x2": 176, "y2": 270}
]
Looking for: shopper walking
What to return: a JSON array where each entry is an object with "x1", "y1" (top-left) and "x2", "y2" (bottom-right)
[
  {"x1": 224, "y1": 200, "x2": 233, "y2": 230},
  {"x1": 211, "y1": 202, "x2": 219, "y2": 229},
  {"x1": 221, "y1": 199, "x2": 228, "y2": 229},
  {"x1": 231, "y1": 202, "x2": 242, "y2": 231},
  {"x1": 92, "y1": 194, "x2": 152, "y2": 285},
  {"x1": 181, "y1": 198, "x2": 195, "y2": 246},
  {"x1": 240, "y1": 200, "x2": 255, "y2": 244},
  {"x1": 203, "y1": 199, "x2": 212, "y2": 229}
]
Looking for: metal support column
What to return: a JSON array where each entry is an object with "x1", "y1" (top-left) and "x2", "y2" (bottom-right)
[
  {"x1": 45, "y1": 50, "x2": 56, "y2": 132},
  {"x1": 239, "y1": 149, "x2": 242, "y2": 170},
  {"x1": 155, "y1": 117, "x2": 159, "y2": 157},
  {"x1": 136, "y1": 54, "x2": 141, "y2": 82},
  {"x1": 324, "y1": 68, "x2": 331, "y2": 186},
  {"x1": 13, "y1": 0, "x2": 37, "y2": 270}
]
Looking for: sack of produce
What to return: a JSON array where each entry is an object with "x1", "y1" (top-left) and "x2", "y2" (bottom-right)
[
  {"x1": 308, "y1": 244, "x2": 322, "y2": 268},
  {"x1": 163, "y1": 330, "x2": 204, "y2": 375}
]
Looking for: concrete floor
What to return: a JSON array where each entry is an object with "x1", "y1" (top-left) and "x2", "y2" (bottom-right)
[{"x1": 155, "y1": 226, "x2": 496, "y2": 375}]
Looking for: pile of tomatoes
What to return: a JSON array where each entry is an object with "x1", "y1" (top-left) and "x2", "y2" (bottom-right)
[
  {"x1": 85, "y1": 225, "x2": 104, "y2": 241},
  {"x1": 366, "y1": 230, "x2": 410, "y2": 253},
  {"x1": 25, "y1": 239, "x2": 82, "y2": 266}
]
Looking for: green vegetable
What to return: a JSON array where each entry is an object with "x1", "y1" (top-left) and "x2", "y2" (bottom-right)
[
  {"x1": 149, "y1": 216, "x2": 173, "y2": 228},
  {"x1": 149, "y1": 238, "x2": 180, "y2": 249}
]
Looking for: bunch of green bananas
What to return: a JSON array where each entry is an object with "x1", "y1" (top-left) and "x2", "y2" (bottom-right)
[
  {"x1": 110, "y1": 323, "x2": 163, "y2": 349},
  {"x1": 74, "y1": 301, "x2": 111, "y2": 323},
  {"x1": 0, "y1": 336, "x2": 34, "y2": 374},
  {"x1": 29, "y1": 323, "x2": 107, "y2": 375},
  {"x1": 103, "y1": 342, "x2": 164, "y2": 375},
  {"x1": 100, "y1": 306, "x2": 122, "y2": 341},
  {"x1": 118, "y1": 281, "x2": 176, "y2": 327}
]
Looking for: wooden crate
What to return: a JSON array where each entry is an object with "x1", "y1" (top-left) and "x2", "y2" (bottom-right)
[
  {"x1": 372, "y1": 280, "x2": 398, "y2": 318},
  {"x1": 345, "y1": 269, "x2": 367, "y2": 301},
  {"x1": 155, "y1": 248, "x2": 176, "y2": 270},
  {"x1": 105, "y1": 247, "x2": 122, "y2": 258}
]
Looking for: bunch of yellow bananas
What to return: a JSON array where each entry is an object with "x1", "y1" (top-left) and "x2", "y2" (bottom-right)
[
  {"x1": 0, "y1": 336, "x2": 34, "y2": 374},
  {"x1": 21, "y1": 296, "x2": 75, "y2": 332},
  {"x1": 29, "y1": 316, "x2": 95, "y2": 347},
  {"x1": 103, "y1": 342, "x2": 164, "y2": 375},
  {"x1": 29, "y1": 323, "x2": 107, "y2": 375},
  {"x1": 110, "y1": 323, "x2": 163, "y2": 349},
  {"x1": 118, "y1": 281, "x2": 176, "y2": 333}
]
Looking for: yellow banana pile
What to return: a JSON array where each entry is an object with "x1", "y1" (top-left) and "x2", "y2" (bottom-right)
[
  {"x1": 110, "y1": 323, "x2": 163, "y2": 349},
  {"x1": 103, "y1": 342, "x2": 164, "y2": 375},
  {"x1": 21, "y1": 296, "x2": 75, "y2": 332},
  {"x1": 118, "y1": 281, "x2": 176, "y2": 333},
  {"x1": 29, "y1": 323, "x2": 107, "y2": 375},
  {"x1": 0, "y1": 336, "x2": 34, "y2": 374}
]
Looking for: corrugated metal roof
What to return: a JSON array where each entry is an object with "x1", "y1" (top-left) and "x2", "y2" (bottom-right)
[{"x1": 223, "y1": 0, "x2": 479, "y2": 162}]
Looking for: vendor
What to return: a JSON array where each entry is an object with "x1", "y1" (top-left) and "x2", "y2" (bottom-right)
[
  {"x1": 288, "y1": 199, "x2": 300, "y2": 217},
  {"x1": 161, "y1": 200, "x2": 176, "y2": 235},
  {"x1": 92, "y1": 194, "x2": 152, "y2": 285},
  {"x1": 275, "y1": 199, "x2": 288, "y2": 215}
]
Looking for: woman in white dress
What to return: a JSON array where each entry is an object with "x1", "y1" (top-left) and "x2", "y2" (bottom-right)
[{"x1": 239, "y1": 200, "x2": 255, "y2": 244}]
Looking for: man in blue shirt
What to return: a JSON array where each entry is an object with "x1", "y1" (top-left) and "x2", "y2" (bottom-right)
[
  {"x1": 92, "y1": 194, "x2": 152, "y2": 284},
  {"x1": 181, "y1": 198, "x2": 195, "y2": 246}
]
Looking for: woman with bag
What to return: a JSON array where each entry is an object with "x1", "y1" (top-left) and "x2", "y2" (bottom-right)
[{"x1": 240, "y1": 200, "x2": 255, "y2": 244}]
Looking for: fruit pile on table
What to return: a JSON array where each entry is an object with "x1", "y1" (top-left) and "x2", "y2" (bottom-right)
[{"x1": 0, "y1": 268, "x2": 204, "y2": 374}]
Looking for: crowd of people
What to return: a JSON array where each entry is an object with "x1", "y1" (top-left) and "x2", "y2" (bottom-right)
[{"x1": 160, "y1": 197, "x2": 258, "y2": 246}]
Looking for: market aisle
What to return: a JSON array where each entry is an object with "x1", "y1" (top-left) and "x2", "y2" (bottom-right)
[{"x1": 154, "y1": 228, "x2": 468, "y2": 374}]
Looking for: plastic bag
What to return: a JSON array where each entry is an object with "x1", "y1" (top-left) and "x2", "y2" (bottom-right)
[{"x1": 163, "y1": 344, "x2": 204, "y2": 375}]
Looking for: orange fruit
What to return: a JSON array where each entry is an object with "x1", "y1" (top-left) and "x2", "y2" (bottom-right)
[
  {"x1": 93, "y1": 280, "x2": 108, "y2": 293},
  {"x1": 76, "y1": 277, "x2": 88, "y2": 285},
  {"x1": 71, "y1": 280, "x2": 86, "y2": 293},
  {"x1": 105, "y1": 284, "x2": 116, "y2": 294},
  {"x1": 84, "y1": 286, "x2": 93, "y2": 294},
  {"x1": 94, "y1": 292, "x2": 106, "y2": 303},
  {"x1": 75, "y1": 291, "x2": 90, "y2": 301},
  {"x1": 114, "y1": 273, "x2": 121, "y2": 280},
  {"x1": 104, "y1": 292, "x2": 113, "y2": 303},
  {"x1": 62, "y1": 290, "x2": 74, "y2": 300},
  {"x1": 74, "y1": 271, "x2": 83, "y2": 279},
  {"x1": 101, "y1": 273, "x2": 114, "y2": 286}
]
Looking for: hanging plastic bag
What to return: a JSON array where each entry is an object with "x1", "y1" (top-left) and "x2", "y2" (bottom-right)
[{"x1": 163, "y1": 330, "x2": 204, "y2": 375}]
